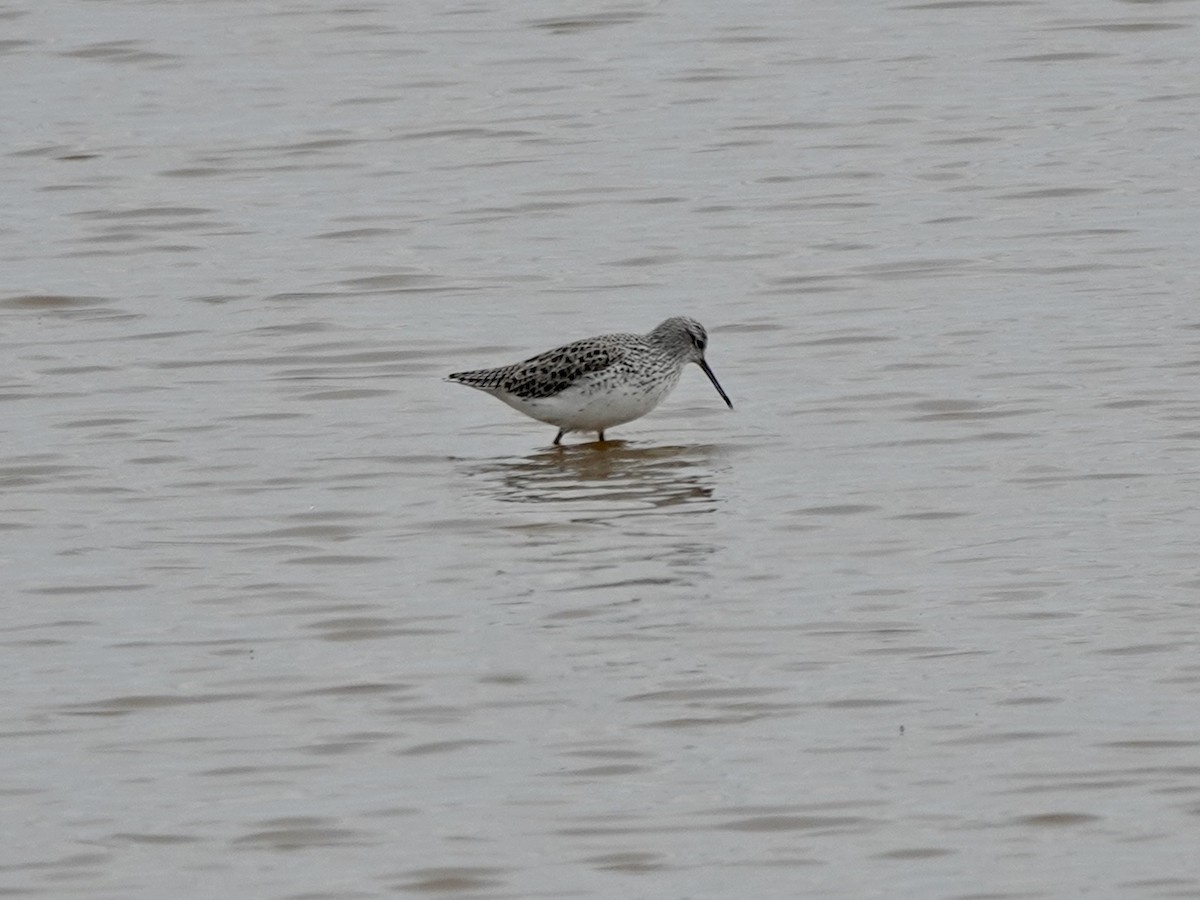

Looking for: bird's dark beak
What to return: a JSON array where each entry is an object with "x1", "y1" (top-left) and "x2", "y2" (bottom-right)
[{"x1": 698, "y1": 359, "x2": 733, "y2": 409}]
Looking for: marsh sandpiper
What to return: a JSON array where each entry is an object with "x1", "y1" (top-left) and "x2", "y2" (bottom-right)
[{"x1": 449, "y1": 316, "x2": 732, "y2": 444}]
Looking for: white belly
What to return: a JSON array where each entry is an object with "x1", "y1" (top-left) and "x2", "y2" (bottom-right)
[{"x1": 498, "y1": 375, "x2": 679, "y2": 433}]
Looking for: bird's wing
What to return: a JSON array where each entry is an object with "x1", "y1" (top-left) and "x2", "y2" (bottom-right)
[{"x1": 451, "y1": 338, "x2": 626, "y2": 399}]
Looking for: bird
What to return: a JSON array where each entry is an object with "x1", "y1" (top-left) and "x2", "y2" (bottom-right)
[{"x1": 448, "y1": 316, "x2": 732, "y2": 445}]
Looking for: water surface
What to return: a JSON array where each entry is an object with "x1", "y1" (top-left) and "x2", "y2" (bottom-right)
[{"x1": 3, "y1": 1, "x2": 1200, "y2": 897}]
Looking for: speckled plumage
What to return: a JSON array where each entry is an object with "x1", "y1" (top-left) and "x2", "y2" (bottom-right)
[{"x1": 449, "y1": 316, "x2": 732, "y2": 444}]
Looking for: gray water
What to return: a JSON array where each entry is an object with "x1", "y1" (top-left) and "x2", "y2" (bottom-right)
[{"x1": 4, "y1": 1, "x2": 1200, "y2": 897}]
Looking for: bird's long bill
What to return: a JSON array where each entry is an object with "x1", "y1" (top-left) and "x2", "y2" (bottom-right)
[{"x1": 698, "y1": 359, "x2": 733, "y2": 409}]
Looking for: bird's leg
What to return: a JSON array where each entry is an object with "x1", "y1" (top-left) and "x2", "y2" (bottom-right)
[{"x1": 553, "y1": 429, "x2": 564, "y2": 445}]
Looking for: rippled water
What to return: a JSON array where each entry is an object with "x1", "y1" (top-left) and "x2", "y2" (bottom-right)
[{"x1": 4, "y1": 0, "x2": 1200, "y2": 897}]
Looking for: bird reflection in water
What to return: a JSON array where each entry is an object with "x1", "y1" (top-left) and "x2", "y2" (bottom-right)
[{"x1": 465, "y1": 440, "x2": 722, "y2": 511}]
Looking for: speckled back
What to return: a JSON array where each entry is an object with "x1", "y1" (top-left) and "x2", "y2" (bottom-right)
[{"x1": 449, "y1": 334, "x2": 640, "y2": 399}]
